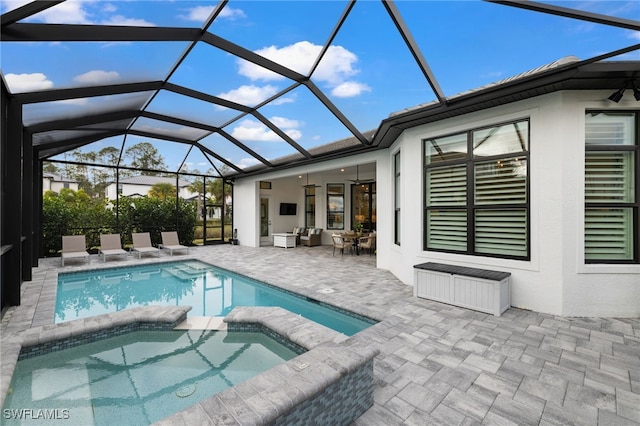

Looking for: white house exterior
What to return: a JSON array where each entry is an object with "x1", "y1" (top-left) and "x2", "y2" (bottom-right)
[
  {"x1": 231, "y1": 65, "x2": 640, "y2": 318},
  {"x1": 42, "y1": 173, "x2": 79, "y2": 193},
  {"x1": 105, "y1": 175, "x2": 195, "y2": 200}
]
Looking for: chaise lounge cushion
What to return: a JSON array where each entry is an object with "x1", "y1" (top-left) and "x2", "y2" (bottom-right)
[
  {"x1": 300, "y1": 228, "x2": 322, "y2": 246},
  {"x1": 292, "y1": 227, "x2": 305, "y2": 244}
]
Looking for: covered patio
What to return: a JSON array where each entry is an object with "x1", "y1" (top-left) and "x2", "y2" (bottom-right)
[{"x1": 2, "y1": 244, "x2": 639, "y2": 424}]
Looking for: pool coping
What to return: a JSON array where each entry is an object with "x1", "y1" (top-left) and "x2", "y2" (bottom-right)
[{"x1": 1, "y1": 305, "x2": 380, "y2": 425}]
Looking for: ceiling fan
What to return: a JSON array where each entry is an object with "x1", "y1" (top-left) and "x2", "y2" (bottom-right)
[
  {"x1": 348, "y1": 165, "x2": 374, "y2": 185},
  {"x1": 301, "y1": 173, "x2": 320, "y2": 188}
]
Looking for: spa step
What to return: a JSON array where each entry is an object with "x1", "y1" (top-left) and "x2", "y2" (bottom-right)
[{"x1": 174, "y1": 316, "x2": 227, "y2": 330}]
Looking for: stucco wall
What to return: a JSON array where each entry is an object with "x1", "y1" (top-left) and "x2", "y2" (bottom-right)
[{"x1": 388, "y1": 90, "x2": 639, "y2": 317}]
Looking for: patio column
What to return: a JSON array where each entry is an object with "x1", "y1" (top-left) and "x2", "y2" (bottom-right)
[{"x1": 1, "y1": 79, "x2": 23, "y2": 307}]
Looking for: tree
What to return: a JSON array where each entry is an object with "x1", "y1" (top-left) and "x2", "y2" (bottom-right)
[
  {"x1": 85, "y1": 147, "x2": 123, "y2": 199},
  {"x1": 125, "y1": 142, "x2": 167, "y2": 174},
  {"x1": 65, "y1": 150, "x2": 94, "y2": 195},
  {"x1": 148, "y1": 183, "x2": 176, "y2": 201},
  {"x1": 43, "y1": 161, "x2": 59, "y2": 174},
  {"x1": 98, "y1": 146, "x2": 120, "y2": 166}
]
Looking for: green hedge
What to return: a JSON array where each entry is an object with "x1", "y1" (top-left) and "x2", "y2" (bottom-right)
[{"x1": 42, "y1": 189, "x2": 197, "y2": 256}]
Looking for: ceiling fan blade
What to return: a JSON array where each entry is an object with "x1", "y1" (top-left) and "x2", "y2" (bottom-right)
[
  {"x1": 348, "y1": 165, "x2": 374, "y2": 184},
  {"x1": 348, "y1": 179, "x2": 374, "y2": 184}
]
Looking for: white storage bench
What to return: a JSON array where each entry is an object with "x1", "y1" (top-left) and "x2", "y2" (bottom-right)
[
  {"x1": 413, "y1": 262, "x2": 511, "y2": 316},
  {"x1": 273, "y1": 233, "x2": 296, "y2": 248}
]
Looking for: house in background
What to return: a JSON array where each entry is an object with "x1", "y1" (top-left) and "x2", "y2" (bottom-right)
[
  {"x1": 105, "y1": 175, "x2": 195, "y2": 200},
  {"x1": 42, "y1": 172, "x2": 79, "y2": 194}
]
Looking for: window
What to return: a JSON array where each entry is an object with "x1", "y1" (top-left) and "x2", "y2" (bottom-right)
[
  {"x1": 424, "y1": 119, "x2": 530, "y2": 259},
  {"x1": 305, "y1": 186, "x2": 316, "y2": 228},
  {"x1": 585, "y1": 111, "x2": 638, "y2": 263},
  {"x1": 327, "y1": 184, "x2": 344, "y2": 230},
  {"x1": 352, "y1": 182, "x2": 376, "y2": 232},
  {"x1": 394, "y1": 151, "x2": 401, "y2": 245}
]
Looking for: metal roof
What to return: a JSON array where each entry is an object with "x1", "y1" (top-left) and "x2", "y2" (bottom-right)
[{"x1": 2, "y1": 1, "x2": 638, "y2": 178}]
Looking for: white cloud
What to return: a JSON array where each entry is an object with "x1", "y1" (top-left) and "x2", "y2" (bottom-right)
[
  {"x1": 628, "y1": 31, "x2": 640, "y2": 41},
  {"x1": 29, "y1": 1, "x2": 91, "y2": 24},
  {"x1": 271, "y1": 96, "x2": 295, "y2": 105},
  {"x1": 181, "y1": 5, "x2": 246, "y2": 22},
  {"x1": 5, "y1": 73, "x2": 53, "y2": 93},
  {"x1": 100, "y1": 15, "x2": 155, "y2": 27},
  {"x1": 231, "y1": 118, "x2": 301, "y2": 142},
  {"x1": 217, "y1": 84, "x2": 279, "y2": 106},
  {"x1": 482, "y1": 71, "x2": 504, "y2": 79},
  {"x1": 7, "y1": 1, "x2": 155, "y2": 26},
  {"x1": 284, "y1": 128, "x2": 302, "y2": 140},
  {"x1": 236, "y1": 157, "x2": 261, "y2": 168},
  {"x1": 181, "y1": 5, "x2": 214, "y2": 22},
  {"x1": 0, "y1": 0, "x2": 30, "y2": 14},
  {"x1": 313, "y1": 45, "x2": 360, "y2": 85},
  {"x1": 331, "y1": 81, "x2": 371, "y2": 98},
  {"x1": 237, "y1": 41, "x2": 367, "y2": 98},
  {"x1": 73, "y1": 70, "x2": 120, "y2": 85},
  {"x1": 238, "y1": 41, "x2": 319, "y2": 79},
  {"x1": 101, "y1": 3, "x2": 117, "y2": 13},
  {"x1": 219, "y1": 6, "x2": 246, "y2": 20},
  {"x1": 270, "y1": 116, "x2": 301, "y2": 128},
  {"x1": 231, "y1": 119, "x2": 282, "y2": 142}
]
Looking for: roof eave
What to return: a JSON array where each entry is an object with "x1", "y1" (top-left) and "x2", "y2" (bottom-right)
[{"x1": 374, "y1": 60, "x2": 639, "y2": 148}]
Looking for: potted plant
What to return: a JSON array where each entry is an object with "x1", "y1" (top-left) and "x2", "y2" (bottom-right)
[{"x1": 354, "y1": 222, "x2": 364, "y2": 235}]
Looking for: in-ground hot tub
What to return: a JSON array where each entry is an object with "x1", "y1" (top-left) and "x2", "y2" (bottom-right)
[{"x1": 1, "y1": 306, "x2": 379, "y2": 425}]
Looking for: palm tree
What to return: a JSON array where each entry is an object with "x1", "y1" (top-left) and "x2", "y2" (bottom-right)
[{"x1": 148, "y1": 183, "x2": 176, "y2": 201}]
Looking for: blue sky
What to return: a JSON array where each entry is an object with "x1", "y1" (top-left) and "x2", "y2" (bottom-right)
[{"x1": 1, "y1": 0, "x2": 639, "y2": 173}]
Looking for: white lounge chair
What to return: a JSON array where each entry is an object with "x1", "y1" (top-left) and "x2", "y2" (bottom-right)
[
  {"x1": 99, "y1": 234, "x2": 128, "y2": 262},
  {"x1": 131, "y1": 232, "x2": 160, "y2": 258},
  {"x1": 160, "y1": 231, "x2": 189, "y2": 256},
  {"x1": 61, "y1": 235, "x2": 90, "y2": 266}
]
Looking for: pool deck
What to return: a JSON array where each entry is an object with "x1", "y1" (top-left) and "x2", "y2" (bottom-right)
[{"x1": 2, "y1": 244, "x2": 640, "y2": 425}]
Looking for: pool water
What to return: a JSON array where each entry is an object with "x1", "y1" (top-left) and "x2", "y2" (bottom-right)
[
  {"x1": 3, "y1": 330, "x2": 299, "y2": 425},
  {"x1": 55, "y1": 260, "x2": 374, "y2": 335}
]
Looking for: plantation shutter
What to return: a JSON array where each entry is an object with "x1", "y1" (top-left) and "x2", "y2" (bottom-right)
[
  {"x1": 474, "y1": 159, "x2": 527, "y2": 256},
  {"x1": 426, "y1": 165, "x2": 466, "y2": 250},
  {"x1": 585, "y1": 208, "x2": 633, "y2": 260},
  {"x1": 585, "y1": 152, "x2": 634, "y2": 260},
  {"x1": 585, "y1": 152, "x2": 634, "y2": 202},
  {"x1": 427, "y1": 210, "x2": 467, "y2": 250},
  {"x1": 426, "y1": 165, "x2": 466, "y2": 206},
  {"x1": 475, "y1": 209, "x2": 527, "y2": 256}
]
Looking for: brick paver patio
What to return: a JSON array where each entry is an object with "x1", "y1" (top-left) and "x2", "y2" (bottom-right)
[{"x1": 2, "y1": 244, "x2": 639, "y2": 425}]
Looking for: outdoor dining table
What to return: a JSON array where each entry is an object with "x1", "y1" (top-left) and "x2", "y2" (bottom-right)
[{"x1": 343, "y1": 233, "x2": 362, "y2": 255}]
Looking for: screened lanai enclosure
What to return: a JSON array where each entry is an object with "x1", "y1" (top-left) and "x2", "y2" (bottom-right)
[{"x1": 2, "y1": 0, "x2": 638, "y2": 311}]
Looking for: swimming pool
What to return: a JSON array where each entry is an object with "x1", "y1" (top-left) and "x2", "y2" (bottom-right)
[
  {"x1": 3, "y1": 329, "x2": 299, "y2": 425},
  {"x1": 55, "y1": 260, "x2": 375, "y2": 335}
]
